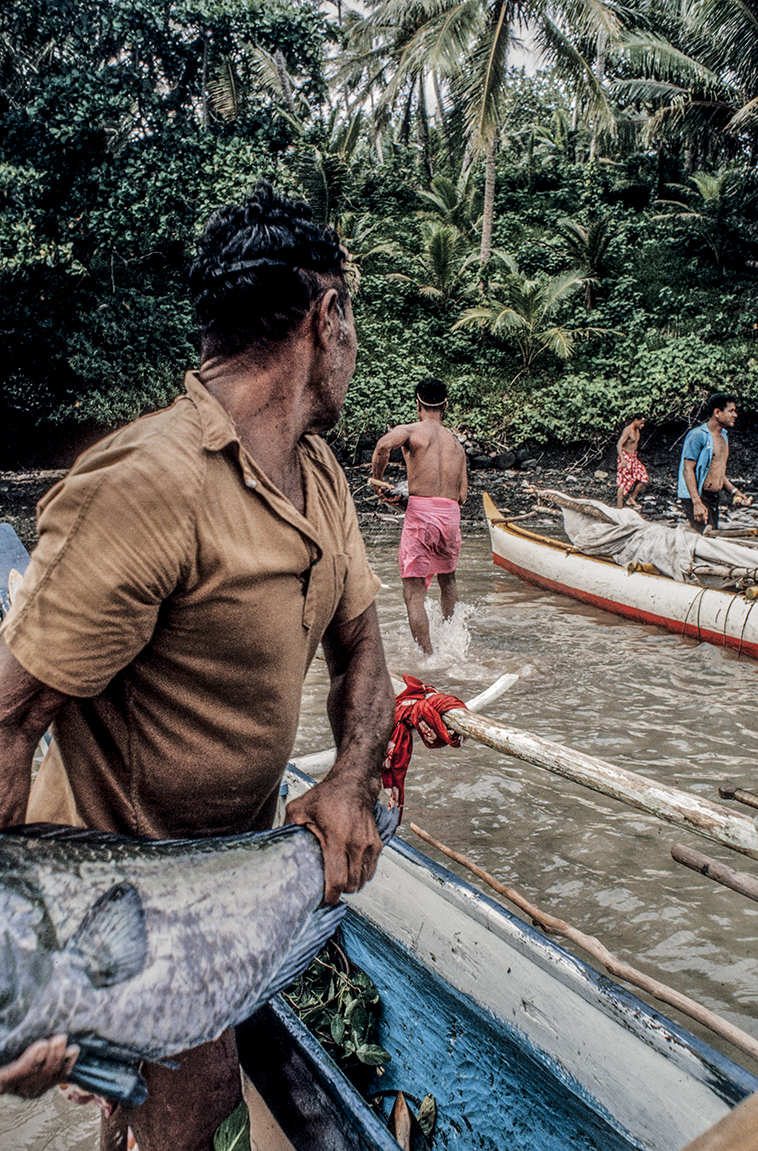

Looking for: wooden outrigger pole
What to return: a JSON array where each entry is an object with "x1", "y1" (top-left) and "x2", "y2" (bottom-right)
[
  {"x1": 378, "y1": 671, "x2": 758, "y2": 860},
  {"x1": 410, "y1": 822, "x2": 758, "y2": 1064},
  {"x1": 439, "y1": 704, "x2": 758, "y2": 860}
]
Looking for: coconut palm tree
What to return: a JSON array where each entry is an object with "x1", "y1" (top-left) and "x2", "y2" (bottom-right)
[
  {"x1": 336, "y1": 2, "x2": 444, "y2": 179},
  {"x1": 388, "y1": 220, "x2": 480, "y2": 304},
  {"x1": 346, "y1": 0, "x2": 621, "y2": 267},
  {"x1": 615, "y1": 0, "x2": 758, "y2": 165},
  {"x1": 453, "y1": 264, "x2": 607, "y2": 377},
  {"x1": 653, "y1": 169, "x2": 751, "y2": 273},
  {"x1": 416, "y1": 171, "x2": 480, "y2": 237}
]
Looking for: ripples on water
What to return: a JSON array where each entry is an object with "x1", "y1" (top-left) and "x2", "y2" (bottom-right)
[{"x1": 15, "y1": 522, "x2": 758, "y2": 1149}]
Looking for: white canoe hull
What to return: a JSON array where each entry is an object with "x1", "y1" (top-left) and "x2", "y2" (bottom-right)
[{"x1": 484, "y1": 492, "x2": 758, "y2": 660}]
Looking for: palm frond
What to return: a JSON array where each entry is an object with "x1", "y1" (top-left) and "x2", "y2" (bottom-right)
[
  {"x1": 207, "y1": 56, "x2": 238, "y2": 123},
  {"x1": 621, "y1": 33, "x2": 724, "y2": 93}
]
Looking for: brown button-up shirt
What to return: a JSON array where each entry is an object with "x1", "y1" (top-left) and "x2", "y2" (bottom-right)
[{"x1": 2, "y1": 373, "x2": 379, "y2": 838}]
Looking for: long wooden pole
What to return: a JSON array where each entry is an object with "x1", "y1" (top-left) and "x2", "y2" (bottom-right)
[
  {"x1": 438, "y1": 706, "x2": 758, "y2": 860},
  {"x1": 671, "y1": 844, "x2": 758, "y2": 904},
  {"x1": 409, "y1": 823, "x2": 758, "y2": 1064}
]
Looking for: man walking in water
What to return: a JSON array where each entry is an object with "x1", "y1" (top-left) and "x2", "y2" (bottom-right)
[
  {"x1": 371, "y1": 377, "x2": 467, "y2": 654},
  {"x1": 677, "y1": 392, "x2": 751, "y2": 531},
  {"x1": 616, "y1": 414, "x2": 648, "y2": 509}
]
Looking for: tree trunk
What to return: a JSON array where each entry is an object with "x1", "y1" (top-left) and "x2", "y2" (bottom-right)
[
  {"x1": 589, "y1": 31, "x2": 608, "y2": 164},
  {"x1": 433, "y1": 71, "x2": 454, "y2": 169},
  {"x1": 369, "y1": 92, "x2": 384, "y2": 165},
  {"x1": 480, "y1": 135, "x2": 497, "y2": 266},
  {"x1": 200, "y1": 34, "x2": 209, "y2": 131},
  {"x1": 400, "y1": 84, "x2": 414, "y2": 146},
  {"x1": 417, "y1": 73, "x2": 433, "y2": 181}
]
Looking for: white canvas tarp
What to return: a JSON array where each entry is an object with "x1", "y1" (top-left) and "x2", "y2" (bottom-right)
[{"x1": 553, "y1": 496, "x2": 758, "y2": 586}]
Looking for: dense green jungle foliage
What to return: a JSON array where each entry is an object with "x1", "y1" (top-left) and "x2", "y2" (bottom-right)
[{"x1": 2, "y1": 0, "x2": 758, "y2": 457}]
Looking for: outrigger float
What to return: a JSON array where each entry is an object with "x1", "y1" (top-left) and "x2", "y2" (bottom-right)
[
  {"x1": 483, "y1": 491, "x2": 758, "y2": 660},
  {"x1": 2, "y1": 522, "x2": 757, "y2": 1151}
]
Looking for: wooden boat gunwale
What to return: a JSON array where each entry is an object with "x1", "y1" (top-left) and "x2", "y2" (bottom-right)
[{"x1": 284, "y1": 764, "x2": 758, "y2": 1150}]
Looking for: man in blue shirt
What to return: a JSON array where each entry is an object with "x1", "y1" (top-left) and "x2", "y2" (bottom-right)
[{"x1": 677, "y1": 393, "x2": 751, "y2": 531}]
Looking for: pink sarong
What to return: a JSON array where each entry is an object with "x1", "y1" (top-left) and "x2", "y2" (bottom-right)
[{"x1": 398, "y1": 496, "x2": 461, "y2": 587}]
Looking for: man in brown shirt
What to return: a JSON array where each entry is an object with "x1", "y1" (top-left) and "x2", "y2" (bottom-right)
[{"x1": 0, "y1": 182, "x2": 395, "y2": 1149}]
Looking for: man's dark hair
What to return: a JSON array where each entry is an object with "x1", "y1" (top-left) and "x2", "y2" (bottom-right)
[
  {"x1": 416, "y1": 377, "x2": 448, "y2": 408},
  {"x1": 705, "y1": 392, "x2": 737, "y2": 417},
  {"x1": 190, "y1": 180, "x2": 349, "y2": 359}
]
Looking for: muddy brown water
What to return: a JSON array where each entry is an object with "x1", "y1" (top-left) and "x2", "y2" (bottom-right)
[{"x1": 4, "y1": 523, "x2": 758, "y2": 1149}]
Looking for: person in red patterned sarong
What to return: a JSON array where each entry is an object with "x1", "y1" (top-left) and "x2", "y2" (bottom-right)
[{"x1": 616, "y1": 415, "x2": 648, "y2": 509}]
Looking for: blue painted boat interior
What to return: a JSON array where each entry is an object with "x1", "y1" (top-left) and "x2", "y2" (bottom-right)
[
  {"x1": 343, "y1": 910, "x2": 640, "y2": 1151},
  {"x1": 0, "y1": 522, "x2": 30, "y2": 614}
]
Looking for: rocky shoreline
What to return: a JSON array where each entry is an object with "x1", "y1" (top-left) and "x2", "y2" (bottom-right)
[
  {"x1": 349, "y1": 439, "x2": 758, "y2": 530},
  {"x1": 3, "y1": 433, "x2": 758, "y2": 548}
]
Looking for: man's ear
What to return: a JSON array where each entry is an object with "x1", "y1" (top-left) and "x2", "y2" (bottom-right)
[{"x1": 313, "y1": 288, "x2": 341, "y2": 349}]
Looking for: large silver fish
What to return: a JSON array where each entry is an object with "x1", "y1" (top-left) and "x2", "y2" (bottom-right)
[{"x1": 0, "y1": 801, "x2": 397, "y2": 1105}]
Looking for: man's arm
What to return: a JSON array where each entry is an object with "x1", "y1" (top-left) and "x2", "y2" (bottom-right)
[
  {"x1": 0, "y1": 638, "x2": 80, "y2": 1096},
  {"x1": 617, "y1": 426, "x2": 630, "y2": 458},
  {"x1": 0, "y1": 637, "x2": 69, "y2": 825},
  {"x1": 370, "y1": 426, "x2": 410, "y2": 483},
  {"x1": 682, "y1": 459, "x2": 707, "y2": 524},
  {"x1": 458, "y1": 451, "x2": 468, "y2": 505},
  {"x1": 722, "y1": 475, "x2": 751, "y2": 505},
  {"x1": 285, "y1": 603, "x2": 394, "y2": 905}
]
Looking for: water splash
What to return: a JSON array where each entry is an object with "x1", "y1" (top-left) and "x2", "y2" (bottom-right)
[{"x1": 418, "y1": 600, "x2": 474, "y2": 672}]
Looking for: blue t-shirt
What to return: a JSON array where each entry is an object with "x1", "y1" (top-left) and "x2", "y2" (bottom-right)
[{"x1": 677, "y1": 423, "x2": 728, "y2": 499}]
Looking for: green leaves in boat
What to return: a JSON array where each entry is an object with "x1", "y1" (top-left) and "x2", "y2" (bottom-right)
[
  {"x1": 213, "y1": 1101, "x2": 250, "y2": 1151},
  {"x1": 283, "y1": 934, "x2": 391, "y2": 1080}
]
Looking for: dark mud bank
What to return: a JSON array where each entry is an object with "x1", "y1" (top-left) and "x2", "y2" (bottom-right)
[{"x1": 4, "y1": 430, "x2": 758, "y2": 549}]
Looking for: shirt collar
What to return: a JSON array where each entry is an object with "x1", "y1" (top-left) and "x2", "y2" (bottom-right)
[{"x1": 183, "y1": 371, "x2": 240, "y2": 452}]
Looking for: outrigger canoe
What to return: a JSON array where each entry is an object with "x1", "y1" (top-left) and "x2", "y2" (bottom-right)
[
  {"x1": 483, "y1": 492, "x2": 758, "y2": 660},
  {"x1": 1, "y1": 522, "x2": 756, "y2": 1150}
]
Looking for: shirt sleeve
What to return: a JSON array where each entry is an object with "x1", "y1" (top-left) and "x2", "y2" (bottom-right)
[
  {"x1": 682, "y1": 427, "x2": 707, "y2": 462},
  {"x1": 1, "y1": 429, "x2": 202, "y2": 697}
]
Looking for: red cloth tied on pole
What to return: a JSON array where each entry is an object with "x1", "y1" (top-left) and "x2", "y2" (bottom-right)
[{"x1": 382, "y1": 675, "x2": 466, "y2": 819}]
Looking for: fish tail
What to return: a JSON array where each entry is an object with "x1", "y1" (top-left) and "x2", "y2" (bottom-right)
[
  {"x1": 69, "y1": 1044, "x2": 148, "y2": 1107},
  {"x1": 374, "y1": 800, "x2": 400, "y2": 846}
]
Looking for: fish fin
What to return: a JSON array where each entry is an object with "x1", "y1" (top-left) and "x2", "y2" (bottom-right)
[
  {"x1": 374, "y1": 800, "x2": 400, "y2": 846},
  {"x1": 69, "y1": 1041, "x2": 148, "y2": 1107},
  {"x1": 68, "y1": 882, "x2": 147, "y2": 988},
  {"x1": 2, "y1": 821, "x2": 303, "y2": 849},
  {"x1": 2, "y1": 822, "x2": 127, "y2": 843},
  {"x1": 257, "y1": 902, "x2": 346, "y2": 1004}
]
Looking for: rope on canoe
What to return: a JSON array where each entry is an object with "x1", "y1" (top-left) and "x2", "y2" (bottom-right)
[
  {"x1": 382, "y1": 676, "x2": 467, "y2": 819},
  {"x1": 681, "y1": 586, "x2": 707, "y2": 643},
  {"x1": 737, "y1": 595, "x2": 758, "y2": 660},
  {"x1": 722, "y1": 590, "x2": 740, "y2": 649}
]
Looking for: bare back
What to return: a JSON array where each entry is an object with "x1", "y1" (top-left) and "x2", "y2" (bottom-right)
[{"x1": 398, "y1": 420, "x2": 466, "y2": 501}]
